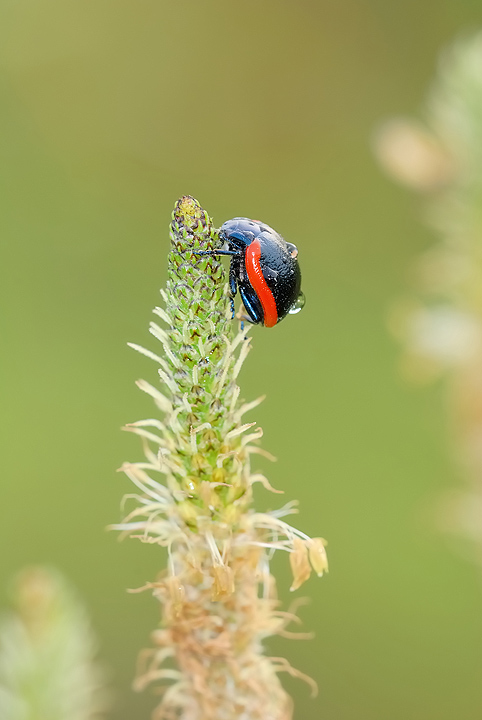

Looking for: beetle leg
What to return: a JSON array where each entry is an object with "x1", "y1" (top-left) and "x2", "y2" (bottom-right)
[
  {"x1": 229, "y1": 258, "x2": 238, "y2": 296},
  {"x1": 228, "y1": 259, "x2": 239, "y2": 319},
  {"x1": 239, "y1": 285, "x2": 263, "y2": 325}
]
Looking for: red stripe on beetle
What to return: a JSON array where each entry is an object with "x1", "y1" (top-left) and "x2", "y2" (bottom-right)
[{"x1": 245, "y1": 240, "x2": 278, "y2": 327}]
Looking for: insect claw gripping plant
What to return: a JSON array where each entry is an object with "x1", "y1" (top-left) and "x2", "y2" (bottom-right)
[{"x1": 113, "y1": 196, "x2": 327, "y2": 720}]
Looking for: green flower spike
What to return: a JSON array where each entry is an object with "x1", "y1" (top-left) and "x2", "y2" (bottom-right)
[{"x1": 114, "y1": 196, "x2": 327, "y2": 720}]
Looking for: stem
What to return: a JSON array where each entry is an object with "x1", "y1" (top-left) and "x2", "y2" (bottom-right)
[{"x1": 115, "y1": 196, "x2": 326, "y2": 720}]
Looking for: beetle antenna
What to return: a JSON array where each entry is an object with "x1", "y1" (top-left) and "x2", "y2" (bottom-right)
[{"x1": 193, "y1": 250, "x2": 239, "y2": 257}]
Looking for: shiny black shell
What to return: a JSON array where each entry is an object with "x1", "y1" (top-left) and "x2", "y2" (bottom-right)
[{"x1": 220, "y1": 217, "x2": 302, "y2": 324}]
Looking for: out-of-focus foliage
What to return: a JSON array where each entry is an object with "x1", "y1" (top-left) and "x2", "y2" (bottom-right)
[
  {"x1": 0, "y1": 568, "x2": 108, "y2": 720},
  {"x1": 2, "y1": 2, "x2": 482, "y2": 720},
  {"x1": 376, "y1": 33, "x2": 482, "y2": 564}
]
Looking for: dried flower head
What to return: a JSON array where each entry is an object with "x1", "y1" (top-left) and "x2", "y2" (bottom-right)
[{"x1": 113, "y1": 196, "x2": 326, "y2": 719}]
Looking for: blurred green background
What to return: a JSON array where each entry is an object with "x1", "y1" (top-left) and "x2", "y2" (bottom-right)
[{"x1": 1, "y1": 1, "x2": 482, "y2": 718}]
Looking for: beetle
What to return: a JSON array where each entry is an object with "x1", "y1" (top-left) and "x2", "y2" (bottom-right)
[{"x1": 196, "y1": 217, "x2": 304, "y2": 327}]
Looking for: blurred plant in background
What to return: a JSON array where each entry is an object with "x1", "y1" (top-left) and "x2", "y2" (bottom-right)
[
  {"x1": 0, "y1": 567, "x2": 107, "y2": 720},
  {"x1": 113, "y1": 196, "x2": 326, "y2": 720},
  {"x1": 374, "y1": 32, "x2": 482, "y2": 563}
]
